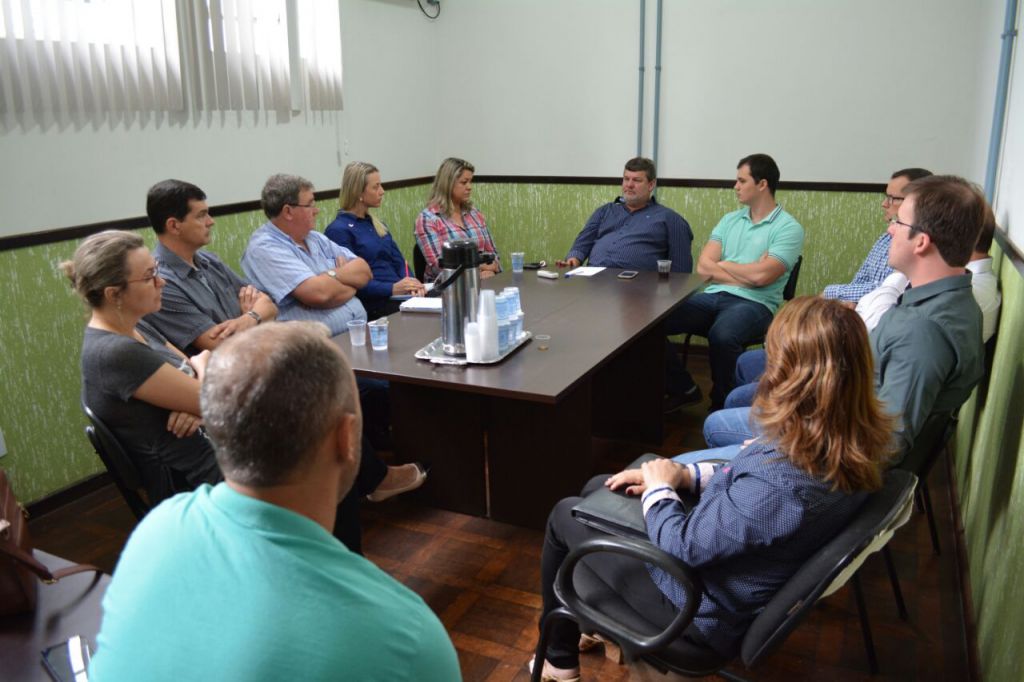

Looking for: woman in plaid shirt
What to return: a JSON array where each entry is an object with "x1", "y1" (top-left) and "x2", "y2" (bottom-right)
[{"x1": 414, "y1": 157, "x2": 502, "y2": 281}]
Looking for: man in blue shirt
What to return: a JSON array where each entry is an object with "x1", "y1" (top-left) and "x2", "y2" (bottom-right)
[
  {"x1": 242, "y1": 173, "x2": 371, "y2": 335},
  {"x1": 822, "y1": 167, "x2": 933, "y2": 303},
  {"x1": 665, "y1": 154, "x2": 804, "y2": 412},
  {"x1": 557, "y1": 157, "x2": 693, "y2": 272},
  {"x1": 90, "y1": 322, "x2": 461, "y2": 682}
]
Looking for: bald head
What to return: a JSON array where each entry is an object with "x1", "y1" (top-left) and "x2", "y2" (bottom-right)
[{"x1": 201, "y1": 322, "x2": 358, "y2": 486}]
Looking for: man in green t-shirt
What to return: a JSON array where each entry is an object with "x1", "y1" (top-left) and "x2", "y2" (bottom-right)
[
  {"x1": 665, "y1": 154, "x2": 804, "y2": 412},
  {"x1": 90, "y1": 322, "x2": 461, "y2": 681}
]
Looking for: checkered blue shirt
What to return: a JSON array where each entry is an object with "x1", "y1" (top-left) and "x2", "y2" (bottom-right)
[
  {"x1": 643, "y1": 442, "x2": 868, "y2": 656},
  {"x1": 822, "y1": 232, "x2": 894, "y2": 302}
]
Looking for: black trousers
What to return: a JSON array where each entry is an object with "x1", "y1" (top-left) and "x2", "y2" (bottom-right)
[
  {"x1": 539, "y1": 476, "x2": 711, "y2": 669},
  {"x1": 332, "y1": 434, "x2": 388, "y2": 555}
]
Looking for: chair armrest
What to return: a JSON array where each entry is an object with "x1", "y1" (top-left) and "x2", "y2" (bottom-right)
[{"x1": 555, "y1": 536, "x2": 703, "y2": 656}]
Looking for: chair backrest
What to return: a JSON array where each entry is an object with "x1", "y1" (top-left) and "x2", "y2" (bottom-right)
[
  {"x1": 739, "y1": 469, "x2": 918, "y2": 667},
  {"x1": 783, "y1": 255, "x2": 803, "y2": 300},
  {"x1": 82, "y1": 405, "x2": 152, "y2": 520},
  {"x1": 413, "y1": 242, "x2": 427, "y2": 282}
]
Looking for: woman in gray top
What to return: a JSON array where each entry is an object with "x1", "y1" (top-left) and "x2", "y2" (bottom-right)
[{"x1": 63, "y1": 230, "x2": 220, "y2": 502}]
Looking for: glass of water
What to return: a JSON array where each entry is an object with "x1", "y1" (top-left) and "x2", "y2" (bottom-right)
[{"x1": 368, "y1": 318, "x2": 389, "y2": 351}]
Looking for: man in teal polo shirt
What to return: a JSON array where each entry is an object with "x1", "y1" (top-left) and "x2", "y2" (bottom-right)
[
  {"x1": 665, "y1": 153, "x2": 804, "y2": 412},
  {"x1": 90, "y1": 322, "x2": 461, "y2": 681}
]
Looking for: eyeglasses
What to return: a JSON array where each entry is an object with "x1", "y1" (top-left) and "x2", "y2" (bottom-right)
[
  {"x1": 882, "y1": 194, "x2": 905, "y2": 206},
  {"x1": 888, "y1": 216, "x2": 921, "y2": 232},
  {"x1": 287, "y1": 201, "x2": 317, "y2": 210},
  {"x1": 124, "y1": 261, "x2": 161, "y2": 286}
]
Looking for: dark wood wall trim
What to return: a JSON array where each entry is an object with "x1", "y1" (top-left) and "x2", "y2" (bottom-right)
[
  {"x1": 1, "y1": 175, "x2": 883, "y2": 252},
  {"x1": 26, "y1": 472, "x2": 112, "y2": 518},
  {"x1": 994, "y1": 228, "x2": 1024, "y2": 278},
  {"x1": 947, "y1": 453, "x2": 982, "y2": 682}
]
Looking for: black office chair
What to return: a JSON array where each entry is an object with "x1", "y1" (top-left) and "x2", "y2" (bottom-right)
[
  {"x1": 533, "y1": 468, "x2": 917, "y2": 680},
  {"x1": 413, "y1": 242, "x2": 427, "y2": 282},
  {"x1": 897, "y1": 410, "x2": 958, "y2": 555},
  {"x1": 678, "y1": 255, "x2": 803, "y2": 368},
  {"x1": 82, "y1": 405, "x2": 152, "y2": 520}
]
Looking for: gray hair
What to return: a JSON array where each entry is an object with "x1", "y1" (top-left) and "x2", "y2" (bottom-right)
[
  {"x1": 261, "y1": 173, "x2": 314, "y2": 219},
  {"x1": 60, "y1": 230, "x2": 145, "y2": 308},
  {"x1": 201, "y1": 321, "x2": 358, "y2": 486}
]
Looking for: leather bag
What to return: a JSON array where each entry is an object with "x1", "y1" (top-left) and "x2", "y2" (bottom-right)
[{"x1": 0, "y1": 469, "x2": 101, "y2": 616}]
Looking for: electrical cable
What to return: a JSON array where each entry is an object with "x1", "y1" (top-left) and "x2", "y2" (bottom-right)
[{"x1": 417, "y1": 0, "x2": 440, "y2": 20}]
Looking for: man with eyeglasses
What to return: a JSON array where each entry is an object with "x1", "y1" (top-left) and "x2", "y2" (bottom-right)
[
  {"x1": 692, "y1": 175, "x2": 984, "y2": 466},
  {"x1": 819, "y1": 168, "x2": 932, "y2": 303},
  {"x1": 242, "y1": 173, "x2": 371, "y2": 334},
  {"x1": 145, "y1": 179, "x2": 279, "y2": 355}
]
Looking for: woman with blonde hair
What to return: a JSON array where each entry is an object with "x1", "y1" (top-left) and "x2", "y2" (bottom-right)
[
  {"x1": 325, "y1": 161, "x2": 424, "y2": 319},
  {"x1": 414, "y1": 157, "x2": 501, "y2": 281},
  {"x1": 531, "y1": 296, "x2": 893, "y2": 681},
  {"x1": 63, "y1": 230, "x2": 220, "y2": 500}
]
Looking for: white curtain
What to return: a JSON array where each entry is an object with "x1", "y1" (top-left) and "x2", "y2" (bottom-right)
[
  {"x1": 180, "y1": 0, "x2": 342, "y2": 113},
  {"x1": 0, "y1": 0, "x2": 183, "y2": 124},
  {"x1": 0, "y1": 0, "x2": 342, "y2": 127}
]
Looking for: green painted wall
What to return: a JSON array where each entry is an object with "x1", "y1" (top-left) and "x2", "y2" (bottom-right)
[
  {"x1": 949, "y1": 247, "x2": 1024, "y2": 682},
  {"x1": 0, "y1": 182, "x2": 887, "y2": 502}
]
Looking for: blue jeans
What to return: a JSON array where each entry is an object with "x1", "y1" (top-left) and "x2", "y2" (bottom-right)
[
  {"x1": 702, "y1": 407, "x2": 761, "y2": 447},
  {"x1": 665, "y1": 293, "x2": 773, "y2": 408},
  {"x1": 671, "y1": 444, "x2": 744, "y2": 465},
  {"x1": 723, "y1": 349, "x2": 767, "y2": 408}
]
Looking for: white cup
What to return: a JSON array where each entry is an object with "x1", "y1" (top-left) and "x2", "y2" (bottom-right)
[{"x1": 347, "y1": 319, "x2": 366, "y2": 346}]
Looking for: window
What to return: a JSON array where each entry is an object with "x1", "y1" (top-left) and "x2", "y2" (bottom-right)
[{"x1": 0, "y1": 0, "x2": 342, "y2": 128}]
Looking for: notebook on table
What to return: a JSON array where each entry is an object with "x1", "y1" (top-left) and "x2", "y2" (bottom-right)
[{"x1": 571, "y1": 453, "x2": 696, "y2": 540}]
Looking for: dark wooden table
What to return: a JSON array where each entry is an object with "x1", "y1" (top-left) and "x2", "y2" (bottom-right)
[
  {"x1": 334, "y1": 269, "x2": 703, "y2": 527},
  {"x1": 0, "y1": 551, "x2": 109, "y2": 681}
]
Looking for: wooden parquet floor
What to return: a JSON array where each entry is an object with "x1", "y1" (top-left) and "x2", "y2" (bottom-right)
[{"x1": 28, "y1": 362, "x2": 972, "y2": 681}]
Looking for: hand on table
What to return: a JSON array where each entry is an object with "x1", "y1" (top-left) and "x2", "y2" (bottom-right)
[
  {"x1": 392, "y1": 277, "x2": 426, "y2": 297},
  {"x1": 556, "y1": 257, "x2": 580, "y2": 268}
]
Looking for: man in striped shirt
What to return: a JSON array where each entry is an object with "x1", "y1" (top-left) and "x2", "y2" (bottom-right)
[{"x1": 557, "y1": 157, "x2": 693, "y2": 273}]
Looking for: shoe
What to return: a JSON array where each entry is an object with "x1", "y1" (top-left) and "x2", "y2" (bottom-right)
[
  {"x1": 664, "y1": 385, "x2": 702, "y2": 414},
  {"x1": 366, "y1": 463, "x2": 427, "y2": 502},
  {"x1": 527, "y1": 655, "x2": 581, "y2": 682}
]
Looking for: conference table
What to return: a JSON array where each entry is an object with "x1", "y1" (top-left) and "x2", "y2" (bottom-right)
[
  {"x1": 334, "y1": 269, "x2": 704, "y2": 528},
  {"x1": 0, "y1": 551, "x2": 109, "y2": 681}
]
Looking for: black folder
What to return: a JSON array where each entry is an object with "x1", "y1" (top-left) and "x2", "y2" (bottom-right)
[{"x1": 571, "y1": 453, "x2": 696, "y2": 540}]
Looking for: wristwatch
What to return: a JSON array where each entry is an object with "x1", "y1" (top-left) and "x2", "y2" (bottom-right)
[
  {"x1": 327, "y1": 269, "x2": 338, "y2": 280},
  {"x1": 246, "y1": 310, "x2": 262, "y2": 324}
]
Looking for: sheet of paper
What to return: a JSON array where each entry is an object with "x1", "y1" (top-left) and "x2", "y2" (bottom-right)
[
  {"x1": 399, "y1": 297, "x2": 443, "y2": 313},
  {"x1": 565, "y1": 266, "x2": 606, "y2": 277}
]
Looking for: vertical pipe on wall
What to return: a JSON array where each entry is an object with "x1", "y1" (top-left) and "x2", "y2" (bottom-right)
[
  {"x1": 651, "y1": 0, "x2": 664, "y2": 167},
  {"x1": 984, "y1": 0, "x2": 1020, "y2": 201},
  {"x1": 636, "y1": 0, "x2": 646, "y2": 156}
]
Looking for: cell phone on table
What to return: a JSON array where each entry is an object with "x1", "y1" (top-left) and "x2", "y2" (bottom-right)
[
  {"x1": 41, "y1": 635, "x2": 92, "y2": 681},
  {"x1": 617, "y1": 270, "x2": 639, "y2": 279}
]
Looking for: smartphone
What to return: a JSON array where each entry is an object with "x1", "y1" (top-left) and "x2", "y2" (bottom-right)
[
  {"x1": 523, "y1": 261, "x2": 546, "y2": 270},
  {"x1": 617, "y1": 270, "x2": 639, "y2": 279}
]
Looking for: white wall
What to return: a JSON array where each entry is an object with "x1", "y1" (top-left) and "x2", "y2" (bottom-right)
[
  {"x1": 0, "y1": 0, "x2": 440, "y2": 238},
  {"x1": 993, "y1": 1, "x2": 1023, "y2": 250},
  {"x1": 437, "y1": 0, "x2": 1004, "y2": 183},
  {"x1": 0, "y1": 0, "x2": 1006, "y2": 237}
]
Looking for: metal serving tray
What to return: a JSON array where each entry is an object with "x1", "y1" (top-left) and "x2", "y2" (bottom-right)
[{"x1": 414, "y1": 331, "x2": 532, "y2": 366}]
